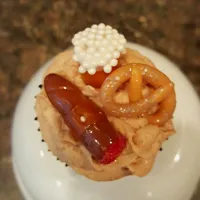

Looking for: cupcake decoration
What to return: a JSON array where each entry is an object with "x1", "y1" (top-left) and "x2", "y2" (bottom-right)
[{"x1": 72, "y1": 23, "x2": 127, "y2": 74}]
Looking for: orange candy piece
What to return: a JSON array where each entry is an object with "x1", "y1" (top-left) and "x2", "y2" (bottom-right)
[
  {"x1": 81, "y1": 70, "x2": 109, "y2": 88},
  {"x1": 129, "y1": 67, "x2": 143, "y2": 102},
  {"x1": 81, "y1": 66, "x2": 119, "y2": 88}
]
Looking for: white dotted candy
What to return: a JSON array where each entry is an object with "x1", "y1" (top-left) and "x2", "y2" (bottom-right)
[
  {"x1": 100, "y1": 47, "x2": 106, "y2": 52},
  {"x1": 98, "y1": 23, "x2": 106, "y2": 29},
  {"x1": 91, "y1": 29, "x2": 97, "y2": 33},
  {"x1": 100, "y1": 60, "x2": 106, "y2": 66},
  {"x1": 96, "y1": 34, "x2": 103, "y2": 40},
  {"x1": 79, "y1": 66, "x2": 86, "y2": 73},
  {"x1": 88, "y1": 68, "x2": 96, "y2": 75},
  {"x1": 104, "y1": 65, "x2": 112, "y2": 73},
  {"x1": 113, "y1": 51, "x2": 120, "y2": 59},
  {"x1": 108, "y1": 46, "x2": 115, "y2": 52},
  {"x1": 106, "y1": 25, "x2": 112, "y2": 30},
  {"x1": 71, "y1": 23, "x2": 127, "y2": 74},
  {"x1": 95, "y1": 53, "x2": 100, "y2": 57},
  {"x1": 87, "y1": 40, "x2": 94, "y2": 46},
  {"x1": 118, "y1": 45, "x2": 124, "y2": 51},
  {"x1": 83, "y1": 63, "x2": 89, "y2": 68},
  {"x1": 80, "y1": 116, "x2": 86, "y2": 122},
  {"x1": 102, "y1": 39, "x2": 108, "y2": 46},
  {"x1": 92, "y1": 24, "x2": 98, "y2": 29},
  {"x1": 112, "y1": 29, "x2": 118, "y2": 34},
  {"x1": 110, "y1": 59, "x2": 118, "y2": 66},
  {"x1": 106, "y1": 53, "x2": 112, "y2": 60},
  {"x1": 88, "y1": 47, "x2": 95, "y2": 53},
  {"x1": 98, "y1": 30, "x2": 105, "y2": 35},
  {"x1": 88, "y1": 33, "x2": 95, "y2": 39}
]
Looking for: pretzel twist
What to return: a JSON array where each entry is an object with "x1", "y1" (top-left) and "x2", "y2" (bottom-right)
[{"x1": 100, "y1": 63, "x2": 176, "y2": 126}]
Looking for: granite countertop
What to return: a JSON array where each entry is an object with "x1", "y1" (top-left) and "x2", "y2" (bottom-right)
[{"x1": 0, "y1": 0, "x2": 200, "y2": 199}]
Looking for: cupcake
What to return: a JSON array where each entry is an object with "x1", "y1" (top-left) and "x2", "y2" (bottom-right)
[{"x1": 35, "y1": 23, "x2": 176, "y2": 181}]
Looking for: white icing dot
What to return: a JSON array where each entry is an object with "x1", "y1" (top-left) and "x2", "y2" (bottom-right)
[
  {"x1": 100, "y1": 47, "x2": 106, "y2": 52},
  {"x1": 96, "y1": 34, "x2": 103, "y2": 40},
  {"x1": 91, "y1": 60, "x2": 97, "y2": 66},
  {"x1": 118, "y1": 45, "x2": 124, "y2": 52},
  {"x1": 106, "y1": 34, "x2": 112, "y2": 39},
  {"x1": 98, "y1": 30, "x2": 105, "y2": 35},
  {"x1": 91, "y1": 28, "x2": 97, "y2": 33},
  {"x1": 95, "y1": 40, "x2": 101, "y2": 47},
  {"x1": 81, "y1": 37, "x2": 87, "y2": 43},
  {"x1": 113, "y1": 34, "x2": 119, "y2": 39},
  {"x1": 78, "y1": 31, "x2": 83, "y2": 36},
  {"x1": 82, "y1": 63, "x2": 89, "y2": 68},
  {"x1": 85, "y1": 54, "x2": 92, "y2": 60},
  {"x1": 106, "y1": 29, "x2": 112, "y2": 34},
  {"x1": 78, "y1": 52, "x2": 85, "y2": 61},
  {"x1": 110, "y1": 59, "x2": 118, "y2": 66},
  {"x1": 98, "y1": 23, "x2": 105, "y2": 29},
  {"x1": 113, "y1": 51, "x2": 120, "y2": 58},
  {"x1": 87, "y1": 40, "x2": 94, "y2": 46},
  {"x1": 80, "y1": 116, "x2": 86, "y2": 122},
  {"x1": 88, "y1": 33, "x2": 95, "y2": 39},
  {"x1": 92, "y1": 24, "x2": 98, "y2": 29},
  {"x1": 102, "y1": 39, "x2": 108, "y2": 46},
  {"x1": 104, "y1": 65, "x2": 112, "y2": 73},
  {"x1": 74, "y1": 46, "x2": 82, "y2": 53},
  {"x1": 112, "y1": 29, "x2": 118, "y2": 34},
  {"x1": 108, "y1": 46, "x2": 115, "y2": 52},
  {"x1": 106, "y1": 53, "x2": 112, "y2": 60},
  {"x1": 106, "y1": 25, "x2": 112, "y2": 30},
  {"x1": 88, "y1": 47, "x2": 95, "y2": 53},
  {"x1": 80, "y1": 52, "x2": 85, "y2": 57},
  {"x1": 72, "y1": 39, "x2": 75, "y2": 45},
  {"x1": 74, "y1": 33, "x2": 80, "y2": 39},
  {"x1": 79, "y1": 66, "x2": 86, "y2": 73},
  {"x1": 112, "y1": 40, "x2": 118, "y2": 46},
  {"x1": 120, "y1": 38, "x2": 126, "y2": 44},
  {"x1": 100, "y1": 60, "x2": 106, "y2": 66},
  {"x1": 82, "y1": 31, "x2": 87, "y2": 36},
  {"x1": 73, "y1": 40, "x2": 79, "y2": 45},
  {"x1": 88, "y1": 68, "x2": 96, "y2": 75},
  {"x1": 95, "y1": 53, "x2": 100, "y2": 57}
]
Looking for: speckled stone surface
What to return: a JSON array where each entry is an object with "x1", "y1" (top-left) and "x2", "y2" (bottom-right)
[{"x1": 0, "y1": 0, "x2": 200, "y2": 199}]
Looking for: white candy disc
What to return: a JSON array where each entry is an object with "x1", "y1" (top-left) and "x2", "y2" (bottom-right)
[{"x1": 72, "y1": 23, "x2": 127, "y2": 74}]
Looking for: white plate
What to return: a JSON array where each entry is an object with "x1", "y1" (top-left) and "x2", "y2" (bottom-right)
[{"x1": 12, "y1": 43, "x2": 200, "y2": 200}]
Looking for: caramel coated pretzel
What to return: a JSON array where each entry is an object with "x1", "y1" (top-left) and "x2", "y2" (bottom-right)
[{"x1": 100, "y1": 63, "x2": 176, "y2": 126}]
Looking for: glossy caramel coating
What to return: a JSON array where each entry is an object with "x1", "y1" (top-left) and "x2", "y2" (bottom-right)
[
  {"x1": 44, "y1": 74, "x2": 126, "y2": 163},
  {"x1": 100, "y1": 63, "x2": 176, "y2": 126}
]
